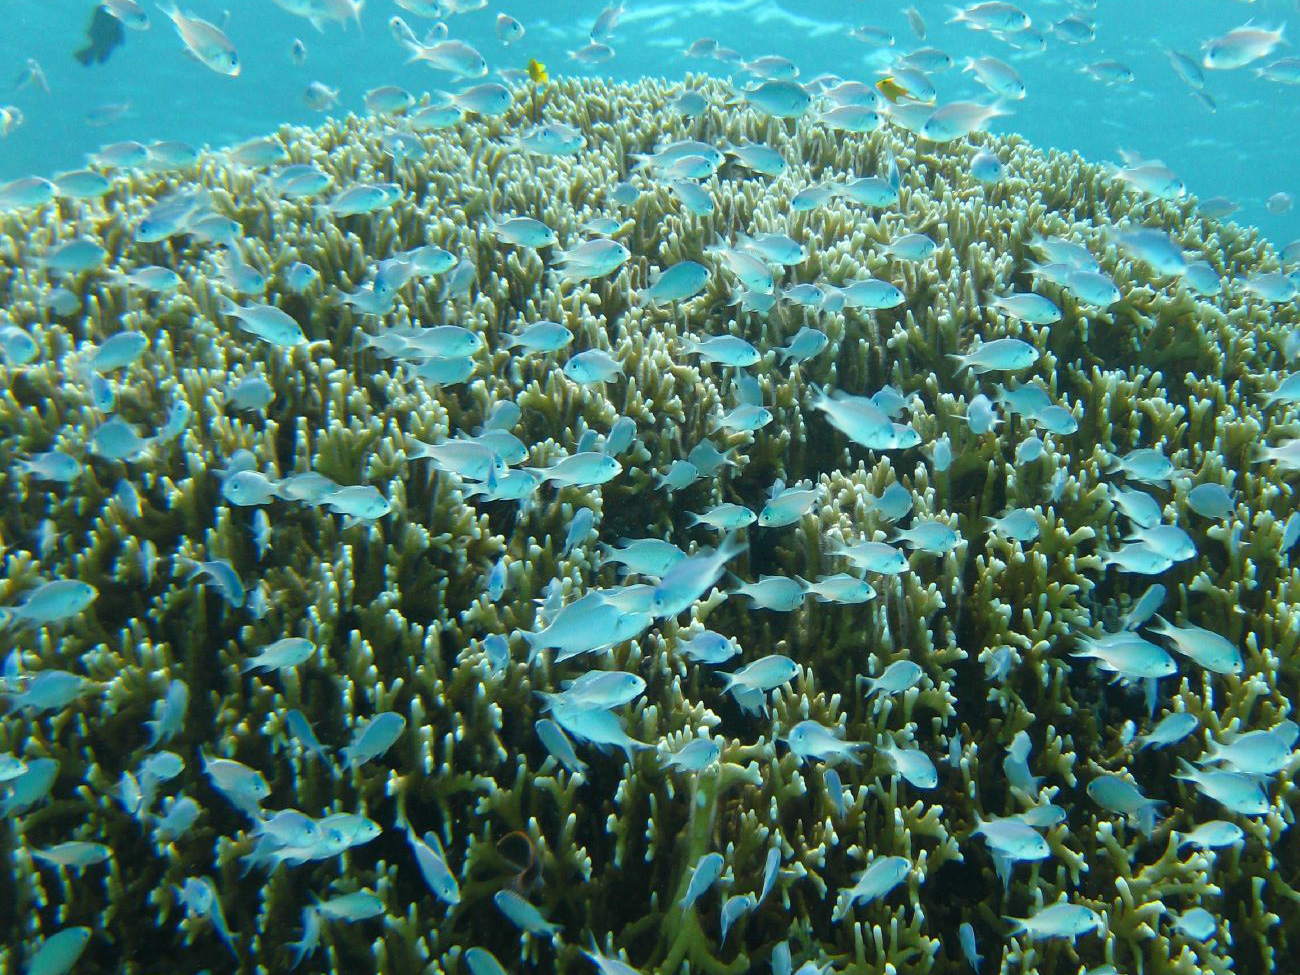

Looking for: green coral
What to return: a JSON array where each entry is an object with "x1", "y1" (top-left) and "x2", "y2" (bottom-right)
[{"x1": 0, "y1": 74, "x2": 1296, "y2": 975}]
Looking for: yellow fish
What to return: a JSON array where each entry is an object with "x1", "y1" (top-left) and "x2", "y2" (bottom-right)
[
  {"x1": 527, "y1": 58, "x2": 549, "y2": 84},
  {"x1": 875, "y1": 77, "x2": 916, "y2": 104}
]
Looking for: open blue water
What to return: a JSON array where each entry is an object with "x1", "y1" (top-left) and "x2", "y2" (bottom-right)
[{"x1": 2, "y1": 0, "x2": 1298, "y2": 250}]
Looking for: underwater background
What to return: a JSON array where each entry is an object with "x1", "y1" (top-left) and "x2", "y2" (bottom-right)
[{"x1": 2, "y1": 1, "x2": 1300, "y2": 975}]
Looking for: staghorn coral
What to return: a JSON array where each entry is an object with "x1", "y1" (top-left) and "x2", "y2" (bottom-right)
[{"x1": 0, "y1": 74, "x2": 1296, "y2": 975}]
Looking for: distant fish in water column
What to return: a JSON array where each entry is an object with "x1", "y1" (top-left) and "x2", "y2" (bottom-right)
[{"x1": 74, "y1": 5, "x2": 126, "y2": 66}]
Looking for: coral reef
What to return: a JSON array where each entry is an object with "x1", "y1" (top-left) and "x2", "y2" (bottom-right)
[{"x1": 0, "y1": 74, "x2": 1297, "y2": 975}]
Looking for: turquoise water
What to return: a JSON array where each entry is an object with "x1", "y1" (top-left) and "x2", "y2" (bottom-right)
[
  {"x1": 4, "y1": 2, "x2": 1300, "y2": 975},
  {"x1": 2, "y1": 0, "x2": 1298, "y2": 248}
]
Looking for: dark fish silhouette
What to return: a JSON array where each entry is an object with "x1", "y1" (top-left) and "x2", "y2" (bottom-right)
[{"x1": 74, "y1": 5, "x2": 125, "y2": 66}]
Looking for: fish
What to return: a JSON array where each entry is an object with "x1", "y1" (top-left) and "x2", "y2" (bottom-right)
[
  {"x1": 920, "y1": 101, "x2": 1012, "y2": 142},
  {"x1": 1087, "y1": 774, "x2": 1163, "y2": 827},
  {"x1": 0, "y1": 580, "x2": 97, "y2": 629},
  {"x1": 490, "y1": 216, "x2": 557, "y2": 249},
  {"x1": 1110, "y1": 227, "x2": 1187, "y2": 276},
  {"x1": 341, "y1": 712, "x2": 405, "y2": 767},
  {"x1": 304, "y1": 81, "x2": 339, "y2": 111},
  {"x1": 158, "y1": 3, "x2": 240, "y2": 76},
  {"x1": 2, "y1": 671, "x2": 92, "y2": 714},
  {"x1": 881, "y1": 742, "x2": 938, "y2": 788},
  {"x1": 32, "y1": 841, "x2": 112, "y2": 869},
  {"x1": 568, "y1": 42, "x2": 615, "y2": 64},
  {"x1": 949, "y1": 2, "x2": 1031, "y2": 32},
  {"x1": 202, "y1": 753, "x2": 268, "y2": 815},
  {"x1": 786, "y1": 720, "x2": 866, "y2": 764},
  {"x1": 1171, "y1": 907, "x2": 1217, "y2": 941},
  {"x1": 680, "y1": 852, "x2": 725, "y2": 908},
  {"x1": 1109, "y1": 161, "x2": 1186, "y2": 200},
  {"x1": 651, "y1": 534, "x2": 748, "y2": 618},
  {"x1": 16, "y1": 58, "x2": 50, "y2": 93},
  {"x1": 1006, "y1": 902, "x2": 1103, "y2": 940},
  {"x1": 1186, "y1": 484, "x2": 1235, "y2": 520},
  {"x1": 553, "y1": 238, "x2": 631, "y2": 281},
  {"x1": 861, "y1": 660, "x2": 924, "y2": 697},
  {"x1": 1, "y1": 758, "x2": 59, "y2": 816},
  {"x1": 759, "y1": 481, "x2": 820, "y2": 528},
  {"x1": 535, "y1": 718, "x2": 587, "y2": 773},
  {"x1": 527, "y1": 452, "x2": 621, "y2": 488},
  {"x1": 676, "y1": 630, "x2": 739, "y2": 665},
  {"x1": 1199, "y1": 724, "x2": 1296, "y2": 775},
  {"x1": 1148, "y1": 616, "x2": 1243, "y2": 674},
  {"x1": 404, "y1": 825, "x2": 461, "y2": 905},
  {"x1": 950, "y1": 338, "x2": 1038, "y2": 374},
  {"x1": 963, "y1": 57, "x2": 1026, "y2": 99},
  {"x1": 1173, "y1": 761, "x2": 1269, "y2": 815},
  {"x1": 220, "y1": 299, "x2": 306, "y2": 347},
  {"x1": 1174, "y1": 819, "x2": 1244, "y2": 851},
  {"x1": 174, "y1": 877, "x2": 237, "y2": 956},
  {"x1": 719, "y1": 655, "x2": 799, "y2": 703},
  {"x1": 517, "y1": 122, "x2": 584, "y2": 156},
  {"x1": 1136, "y1": 711, "x2": 1198, "y2": 750},
  {"x1": 74, "y1": 5, "x2": 126, "y2": 66},
  {"x1": 719, "y1": 893, "x2": 754, "y2": 945},
  {"x1": 730, "y1": 575, "x2": 805, "y2": 611},
  {"x1": 24, "y1": 928, "x2": 91, "y2": 975},
  {"x1": 272, "y1": 0, "x2": 364, "y2": 31},
  {"x1": 892, "y1": 521, "x2": 960, "y2": 555},
  {"x1": 834, "y1": 856, "x2": 910, "y2": 920},
  {"x1": 729, "y1": 79, "x2": 811, "y2": 117},
  {"x1": 1108, "y1": 448, "x2": 1175, "y2": 485},
  {"x1": 1082, "y1": 61, "x2": 1134, "y2": 85},
  {"x1": 552, "y1": 671, "x2": 645, "y2": 711},
  {"x1": 682, "y1": 334, "x2": 759, "y2": 366},
  {"x1": 15, "y1": 452, "x2": 81, "y2": 483},
  {"x1": 874, "y1": 77, "x2": 916, "y2": 105},
  {"x1": 639, "y1": 262, "x2": 711, "y2": 305},
  {"x1": 1202, "y1": 24, "x2": 1287, "y2": 70},
  {"x1": 494, "y1": 890, "x2": 561, "y2": 936},
  {"x1": 973, "y1": 815, "x2": 1051, "y2": 862},
  {"x1": 661, "y1": 737, "x2": 720, "y2": 772},
  {"x1": 241, "y1": 637, "x2": 315, "y2": 673}
]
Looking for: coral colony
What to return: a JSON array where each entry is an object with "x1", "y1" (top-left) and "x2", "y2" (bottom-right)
[{"x1": 0, "y1": 74, "x2": 1298, "y2": 975}]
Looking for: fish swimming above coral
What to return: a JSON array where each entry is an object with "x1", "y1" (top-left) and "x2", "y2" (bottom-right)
[{"x1": 4, "y1": 0, "x2": 1300, "y2": 966}]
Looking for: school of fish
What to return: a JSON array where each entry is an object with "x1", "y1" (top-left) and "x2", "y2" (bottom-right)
[{"x1": 1, "y1": 1, "x2": 1300, "y2": 975}]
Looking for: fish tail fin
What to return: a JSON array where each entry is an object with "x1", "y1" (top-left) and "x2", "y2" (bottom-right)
[
  {"x1": 717, "y1": 531, "x2": 748, "y2": 564},
  {"x1": 402, "y1": 43, "x2": 431, "y2": 65},
  {"x1": 884, "y1": 151, "x2": 900, "y2": 189},
  {"x1": 704, "y1": 231, "x2": 731, "y2": 255},
  {"x1": 1171, "y1": 757, "x2": 1197, "y2": 781},
  {"x1": 945, "y1": 5, "x2": 967, "y2": 24}
]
